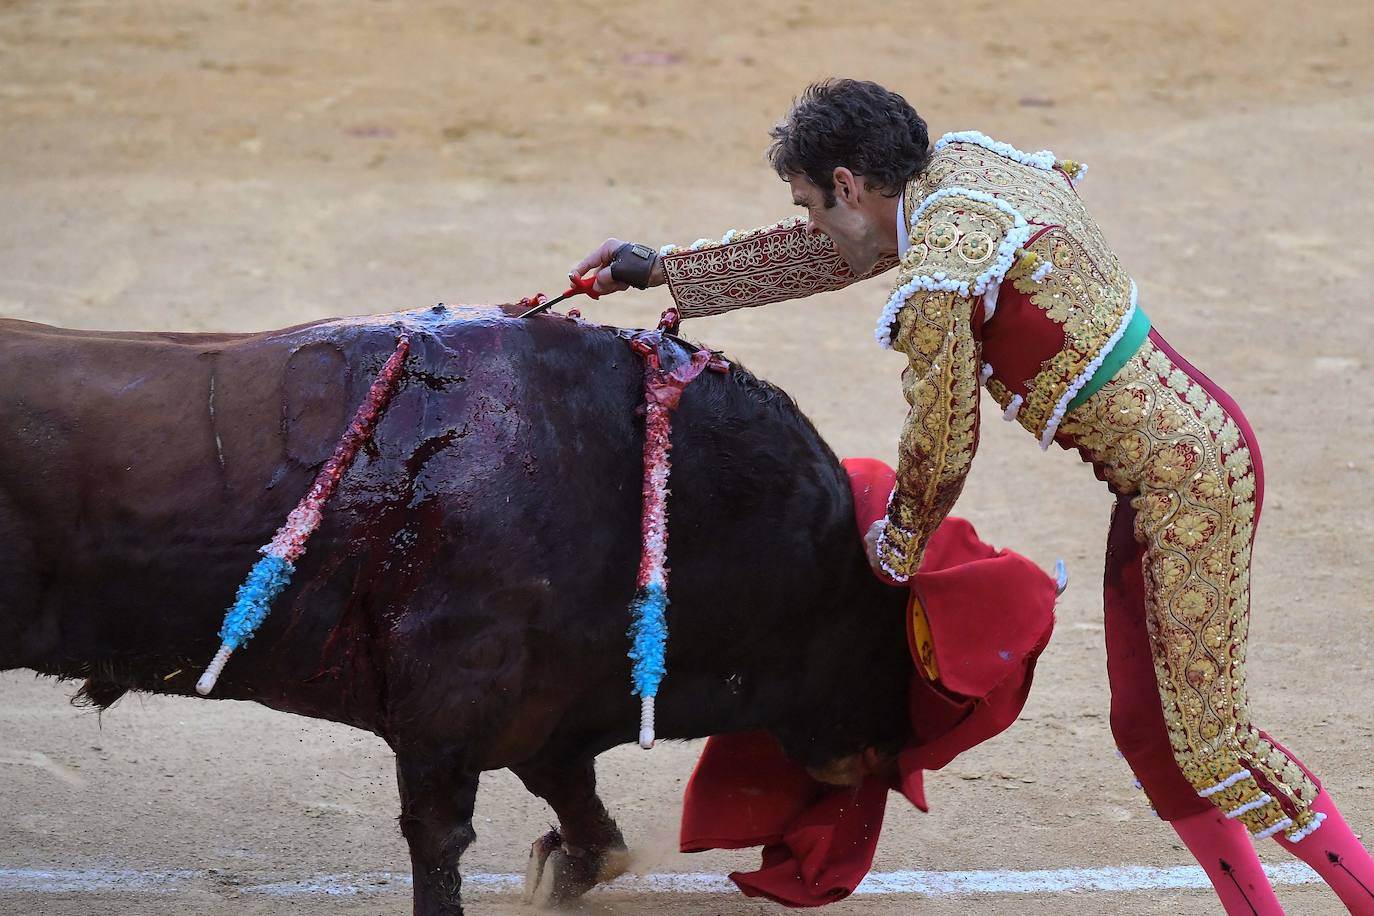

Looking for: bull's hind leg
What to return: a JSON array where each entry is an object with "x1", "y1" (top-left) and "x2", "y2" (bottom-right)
[
  {"x1": 395, "y1": 749, "x2": 479, "y2": 916},
  {"x1": 514, "y1": 757, "x2": 630, "y2": 907}
]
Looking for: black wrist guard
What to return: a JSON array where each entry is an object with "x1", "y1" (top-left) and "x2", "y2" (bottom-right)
[{"x1": 609, "y1": 242, "x2": 659, "y2": 290}]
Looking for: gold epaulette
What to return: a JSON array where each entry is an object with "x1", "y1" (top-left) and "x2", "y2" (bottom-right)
[{"x1": 875, "y1": 188, "x2": 1028, "y2": 348}]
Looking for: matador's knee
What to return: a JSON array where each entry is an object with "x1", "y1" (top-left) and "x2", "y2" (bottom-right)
[{"x1": 1109, "y1": 697, "x2": 1212, "y2": 821}]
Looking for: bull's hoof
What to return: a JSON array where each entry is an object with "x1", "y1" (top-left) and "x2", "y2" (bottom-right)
[
  {"x1": 524, "y1": 829, "x2": 630, "y2": 909},
  {"x1": 524, "y1": 829, "x2": 562, "y2": 904}
]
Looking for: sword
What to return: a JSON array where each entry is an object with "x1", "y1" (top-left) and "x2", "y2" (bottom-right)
[{"x1": 518, "y1": 271, "x2": 601, "y2": 319}]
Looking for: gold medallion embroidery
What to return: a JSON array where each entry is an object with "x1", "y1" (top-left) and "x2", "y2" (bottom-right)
[
  {"x1": 927, "y1": 221, "x2": 959, "y2": 251},
  {"x1": 959, "y1": 232, "x2": 994, "y2": 264}
]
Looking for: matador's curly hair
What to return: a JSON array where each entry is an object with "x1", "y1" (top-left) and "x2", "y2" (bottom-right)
[{"x1": 767, "y1": 79, "x2": 931, "y2": 207}]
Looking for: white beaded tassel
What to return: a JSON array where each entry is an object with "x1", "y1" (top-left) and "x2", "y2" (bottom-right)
[
  {"x1": 1284, "y1": 812, "x2": 1327, "y2": 842},
  {"x1": 195, "y1": 644, "x2": 233, "y2": 696},
  {"x1": 639, "y1": 696, "x2": 656, "y2": 749}
]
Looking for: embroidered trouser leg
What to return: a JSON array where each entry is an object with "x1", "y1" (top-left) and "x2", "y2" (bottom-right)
[
  {"x1": 1103, "y1": 496, "x2": 1215, "y2": 820},
  {"x1": 1061, "y1": 331, "x2": 1322, "y2": 840}
]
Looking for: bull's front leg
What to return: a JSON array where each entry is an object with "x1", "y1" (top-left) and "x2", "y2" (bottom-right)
[
  {"x1": 0, "y1": 485, "x2": 41, "y2": 672},
  {"x1": 514, "y1": 757, "x2": 630, "y2": 907},
  {"x1": 395, "y1": 749, "x2": 479, "y2": 916}
]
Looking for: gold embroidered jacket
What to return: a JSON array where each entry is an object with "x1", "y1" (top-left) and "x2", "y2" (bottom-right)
[{"x1": 659, "y1": 132, "x2": 1135, "y2": 580}]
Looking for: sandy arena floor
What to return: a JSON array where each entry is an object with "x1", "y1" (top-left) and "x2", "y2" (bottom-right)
[{"x1": 2, "y1": 1, "x2": 1372, "y2": 913}]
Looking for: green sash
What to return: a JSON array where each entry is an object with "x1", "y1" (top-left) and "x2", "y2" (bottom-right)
[{"x1": 1066, "y1": 308, "x2": 1151, "y2": 413}]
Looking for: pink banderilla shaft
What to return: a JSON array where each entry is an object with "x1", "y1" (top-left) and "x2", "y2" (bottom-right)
[
  {"x1": 196, "y1": 334, "x2": 411, "y2": 695},
  {"x1": 626, "y1": 340, "x2": 712, "y2": 748},
  {"x1": 266, "y1": 335, "x2": 412, "y2": 562}
]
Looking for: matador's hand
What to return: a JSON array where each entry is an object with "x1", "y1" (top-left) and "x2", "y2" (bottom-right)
[
  {"x1": 863, "y1": 519, "x2": 886, "y2": 579},
  {"x1": 570, "y1": 239, "x2": 666, "y2": 295}
]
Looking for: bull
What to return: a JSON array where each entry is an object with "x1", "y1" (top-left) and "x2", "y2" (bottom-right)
[{"x1": 0, "y1": 304, "x2": 918, "y2": 915}]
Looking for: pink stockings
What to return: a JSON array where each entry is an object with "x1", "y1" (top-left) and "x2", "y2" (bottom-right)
[
  {"x1": 1275, "y1": 791, "x2": 1374, "y2": 915},
  {"x1": 1172, "y1": 806, "x2": 1284, "y2": 914},
  {"x1": 1169, "y1": 792, "x2": 1374, "y2": 915}
]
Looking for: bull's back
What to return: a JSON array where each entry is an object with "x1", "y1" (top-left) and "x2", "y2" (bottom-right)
[{"x1": 0, "y1": 308, "x2": 597, "y2": 547}]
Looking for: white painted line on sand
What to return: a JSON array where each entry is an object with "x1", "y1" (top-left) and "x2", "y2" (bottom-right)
[{"x1": 0, "y1": 862, "x2": 1323, "y2": 898}]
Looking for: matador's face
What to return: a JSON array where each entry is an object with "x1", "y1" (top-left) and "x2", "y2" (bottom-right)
[{"x1": 789, "y1": 172, "x2": 891, "y2": 276}]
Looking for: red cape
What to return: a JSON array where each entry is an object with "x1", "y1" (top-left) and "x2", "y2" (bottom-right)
[{"x1": 679, "y1": 458, "x2": 1057, "y2": 906}]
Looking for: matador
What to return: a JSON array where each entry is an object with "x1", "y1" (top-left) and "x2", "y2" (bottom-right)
[{"x1": 572, "y1": 79, "x2": 1374, "y2": 914}]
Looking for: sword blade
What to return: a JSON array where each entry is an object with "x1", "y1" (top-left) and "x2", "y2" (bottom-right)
[{"x1": 517, "y1": 292, "x2": 568, "y2": 319}]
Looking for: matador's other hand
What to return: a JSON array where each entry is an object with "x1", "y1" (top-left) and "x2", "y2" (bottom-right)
[
  {"x1": 864, "y1": 519, "x2": 909, "y2": 587},
  {"x1": 570, "y1": 239, "x2": 666, "y2": 295},
  {"x1": 863, "y1": 519, "x2": 886, "y2": 579}
]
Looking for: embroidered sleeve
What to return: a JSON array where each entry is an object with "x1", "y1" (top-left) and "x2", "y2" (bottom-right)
[
  {"x1": 875, "y1": 290, "x2": 982, "y2": 582},
  {"x1": 660, "y1": 218, "x2": 898, "y2": 320}
]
